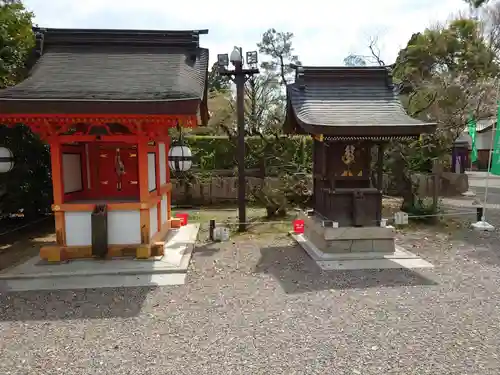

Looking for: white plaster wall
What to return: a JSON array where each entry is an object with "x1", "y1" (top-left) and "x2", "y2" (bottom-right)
[
  {"x1": 65, "y1": 211, "x2": 92, "y2": 246},
  {"x1": 108, "y1": 210, "x2": 141, "y2": 245},
  {"x1": 62, "y1": 153, "x2": 83, "y2": 193},
  {"x1": 150, "y1": 206, "x2": 158, "y2": 239},
  {"x1": 148, "y1": 152, "x2": 156, "y2": 192},
  {"x1": 66, "y1": 210, "x2": 141, "y2": 246},
  {"x1": 161, "y1": 194, "x2": 167, "y2": 224},
  {"x1": 159, "y1": 142, "x2": 166, "y2": 185},
  {"x1": 476, "y1": 129, "x2": 495, "y2": 150},
  {"x1": 462, "y1": 129, "x2": 497, "y2": 150}
]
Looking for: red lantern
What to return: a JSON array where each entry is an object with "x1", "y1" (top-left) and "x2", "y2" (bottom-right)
[
  {"x1": 293, "y1": 219, "x2": 305, "y2": 234},
  {"x1": 175, "y1": 213, "x2": 189, "y2": 226}
]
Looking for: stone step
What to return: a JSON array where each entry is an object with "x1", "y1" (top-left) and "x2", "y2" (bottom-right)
[
  {"x1": 0, "y1": 224, "x2": 199, "y2": 291},
  {"x1": 292, "y1": 232, "x2": 433, "y2": 270}
]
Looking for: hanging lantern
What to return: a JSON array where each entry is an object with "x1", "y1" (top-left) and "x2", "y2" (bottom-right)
[
  {"x1": 0, "y1": 147, "x2": 14, "y2": 173},
  {"x1": 168, "y1": 143, "x2": 193, "y2": 172}
]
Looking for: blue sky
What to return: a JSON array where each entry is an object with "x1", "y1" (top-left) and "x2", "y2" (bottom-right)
[{"x1": 23, "y1": 0, "x2": 468, "y2": 66}]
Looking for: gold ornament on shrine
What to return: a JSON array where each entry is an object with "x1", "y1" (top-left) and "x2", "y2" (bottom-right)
[{"x1": 341, "y1": 145, "x2": 362, "y2": 176}]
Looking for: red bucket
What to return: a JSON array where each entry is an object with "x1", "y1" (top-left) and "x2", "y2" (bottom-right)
[
  {"x1": 175, "y1": 213, "x2": 189, "y2": 226},
  {"x1": 293, "y1": 219, "x2": 305, "y2": 234}
]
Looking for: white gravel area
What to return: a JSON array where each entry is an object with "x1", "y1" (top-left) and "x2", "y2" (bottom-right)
[{"x1": 1, "y1": 219, "x2": 500, "y2": 374}]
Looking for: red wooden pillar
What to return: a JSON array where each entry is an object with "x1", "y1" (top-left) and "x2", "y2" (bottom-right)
[
  {"x1": 155, "y1": 141, "x2": 162, "y2": 231},
  {"x1": 137, "y1": 136, "x2": 150, "y2": 245},
  {"x1": 49, "y1": 138, "x2": 66, "y2": 246},
  {"x1": 165, "y1": 136, "x2": 172, "y2": 220}
]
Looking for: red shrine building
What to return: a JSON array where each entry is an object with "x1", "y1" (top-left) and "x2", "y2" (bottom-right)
[{"x1": 0, "y1": 28, "x2": 209, "y2": 261}]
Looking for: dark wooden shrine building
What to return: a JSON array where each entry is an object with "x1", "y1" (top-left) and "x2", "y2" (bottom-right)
[
  {"x1": 284, "y1": 66, "x2": 436, "y2": 227},
  {"x1": 0, "y1": 28, "x2": 209, "y2": 261}
]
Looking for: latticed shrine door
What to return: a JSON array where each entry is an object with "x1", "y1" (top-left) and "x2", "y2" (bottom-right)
[
  {"x1": 313, "y1": 139, "x2": 379, "y2": 226},
  {"x1": 330, "y1": 142, "x2": 371, "y2": 184},
  {"x1": 97, "y1": 145, "x2": 139, "y2": 199}
]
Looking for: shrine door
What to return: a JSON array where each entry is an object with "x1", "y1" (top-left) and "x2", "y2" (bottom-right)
[{"x1": 97, "y1": 144, "x2": 139, "y2": 199}]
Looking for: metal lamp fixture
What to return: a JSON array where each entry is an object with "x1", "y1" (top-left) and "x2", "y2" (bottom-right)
[
  {"x1": 217, "y1": 46, "x2": 259, "y2": 232},
  {"x1": 167, "y1": 126, "x2": 193, "y2": 173},
  {"x1": 230, "y1": 46, "x2": 243, "y2": 64},
  {"x1": 217, "y1": 47, "x2": 258, "y2": 70},
  {"x1": 0, "y1": 147, "x2": 14, "y2": 173}
]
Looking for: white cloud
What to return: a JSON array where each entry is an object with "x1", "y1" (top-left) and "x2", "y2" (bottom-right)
[{"x1": 24, "y1": 0, "x2": 468, "y2": 66}]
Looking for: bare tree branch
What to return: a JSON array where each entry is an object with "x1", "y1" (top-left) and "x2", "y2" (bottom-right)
[{"x1": 368, "y1": 36, "x2": 385, "y2": 66}]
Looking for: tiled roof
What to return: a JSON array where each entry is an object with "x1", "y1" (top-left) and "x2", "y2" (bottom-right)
[
  {"x1": 0, "y1": 28, "x2": 209, "y2": 118},
  {"x1": 0, "y1": 46, "x2": 208, "y2": 100},
  {"x1": 284, "y1": 66, "x2": 435, "y2": 137},
  {"x1": 463, "y1": 118, "x2": 495, "y2": 133},
  {"x1": 0, "y1": 28, "x2": 209, "y2": 101}
]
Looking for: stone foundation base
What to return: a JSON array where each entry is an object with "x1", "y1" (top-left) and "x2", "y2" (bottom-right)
[
  {"x1": 298, "y1": 211, "x2": 396, "y2": 255},
  {"x1": 39, "y1": 243, "x2": 164, "y2": 263},
  {"x1": 292, "y1": 232, "x2": 433, "y2": 270},
  {"x1": 40, "y1": 219, "x2": 177, "y2": 262}
]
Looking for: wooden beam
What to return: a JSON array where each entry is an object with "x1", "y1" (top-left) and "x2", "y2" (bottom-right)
[
  {"x1": 138, "y1": 137, "x2": 150, "y2": 202},
  {"x1": 159, "y1": 183, "x2": 172, "y2": 195},
  {"x1": 155, "y1": 142, "x2": 162, "y2": 233},
  {"x1": 49, "y1": 139, "x2": 66, "y2": 246},
  {"x1": 376, "y1": 143, "x2": 385, "y2": 226},
  {"x1": 377, "y1": 143, "x2": 385, "y2": 191},
  {"x1": 40, "y1": 244, "x2": 150, "y2": 262},
  {"x1": 57, "y1": 135, "x2": 139, "y2": 144},
  {"x1": 50, "y1": 139, "x2": 64, "y2": 205},
  {"x1": 165, "y1": 137, "x2": 171, "y2": 182},
  {"x1": 52, "y1": 202, "x2": 143, "y2": 212},
  {"x1": 0, "y1": 113, "x2": 197, "y2": 127},
  {"x1": 138, "y1": 137, "x2": 151, "y2": 244},
  {"x1": 165, "y1": 137, "x2": 171, "y2": 220}
]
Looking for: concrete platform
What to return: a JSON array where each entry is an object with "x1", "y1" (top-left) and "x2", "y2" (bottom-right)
[
  {"x1": 0, "y1": 224, "x2": 199, "y2": 292},
  {"x1": 299, "y1": 211, "x2": 396, "y2": 254},
  {"x1": 292, "y1": 232, "x2": 433, "y2": 271}
]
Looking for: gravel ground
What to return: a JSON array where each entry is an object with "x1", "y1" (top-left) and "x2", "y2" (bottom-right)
[{"x1": 1, "y1": 209, "x2": 500, "y2": 374}]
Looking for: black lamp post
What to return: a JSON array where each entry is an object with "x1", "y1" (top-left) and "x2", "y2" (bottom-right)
[{"x1": 217, "y1": 47, "x2": 259, "y2": 232}]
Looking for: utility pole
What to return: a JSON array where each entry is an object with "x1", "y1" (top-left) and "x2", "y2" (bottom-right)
[{"x1": 217, "y1": 47, "x2": 259, "y2": 231}]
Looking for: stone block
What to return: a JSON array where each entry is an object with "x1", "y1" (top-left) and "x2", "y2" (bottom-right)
[
  {"x1": 350, "y1": 240, "x2": 374, "y2": 252},
  {"x1": 372, "y1": 239, "x2": 395, "y2": 253},
  {"x1": 305, "y1": 227, "x2": 328, "y2": 250},
  {"x1": 326, "y1": 240, "x2": 353, "y2": 253},
  {"x1": 300, "y1": 210, "x2": 396, "y2": 255},
  {"x1": 324, "y1": 226, "x2": 395, "y2": 241}
]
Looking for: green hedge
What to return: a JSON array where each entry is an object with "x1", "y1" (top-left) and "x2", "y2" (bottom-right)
[
  {"x1": 184, "y1": 135, "x2": 313, "y2": 172},
  {"x1": 0, "y1": 125, "x2": 52, "y2": 218}
]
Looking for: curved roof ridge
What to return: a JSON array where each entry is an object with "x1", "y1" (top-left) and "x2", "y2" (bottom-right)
[
  {"x1": 283, "y1": 65, "x2": 436, "y2": 137},
  {"x1": 33, "y1": 27, "x2": 208, "y2": 48},
  {"x1": 293, "y1": 65, "x2": 391, "y2": 81}
]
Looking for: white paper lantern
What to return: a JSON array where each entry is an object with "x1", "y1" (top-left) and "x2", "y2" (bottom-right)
[
  {"x1": 0, "y1": 147, "x2": 14, "y2": 173},
  {"x1": 168, "y1": 145, "x2": 193, "y2": 172}
]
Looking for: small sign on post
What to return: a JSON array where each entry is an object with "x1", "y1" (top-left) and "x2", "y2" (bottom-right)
[
  {"x1": 175, "y1": 213, "x2": 189, "y2": 226},
  {"x1": 293, "y1": 219, "x2": 305, "y2": 234},
  {"x1": 214, "y1": 227, "x2": 230, "y2": 241},
  {"x1": 394, "y1": 211, "x2": 409, "y2": 225}
]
